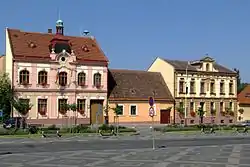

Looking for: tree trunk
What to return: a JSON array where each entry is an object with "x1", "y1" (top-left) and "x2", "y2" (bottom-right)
[{"x1": 200, "y1": 116, "x2": 204, "y2": 124}]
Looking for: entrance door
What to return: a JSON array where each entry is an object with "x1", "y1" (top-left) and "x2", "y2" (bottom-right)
[
  {"x1": 90, "y1": 100, "x2": 104, "y2": 124},
  {"x1": 160, "y1": 109, "x2": 170, "y2": 124}
]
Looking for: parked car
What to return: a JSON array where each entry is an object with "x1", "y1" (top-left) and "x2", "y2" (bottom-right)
[
  {"x1": 240, "y1": 120, "x2": 250, "y2": 127},
  {"x1": 3, "y1": 117, "x2": 21, "y2": 129}
]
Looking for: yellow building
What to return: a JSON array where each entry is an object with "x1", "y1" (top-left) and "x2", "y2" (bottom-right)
[
  {"x1": 148, "y1": 56, "x2": 238, "y2": 125},
  {"x1": 108, "y1": 69, "x2": 174, "y2": 125}
]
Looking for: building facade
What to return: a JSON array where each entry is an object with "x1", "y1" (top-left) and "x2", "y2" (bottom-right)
[
  {"x1": 108, "y1": 69, "x2": 174, "y2": 125},
  {"x1": 148, "y1": 56, "x2": 238, "y2": 124},
  {"x1": 5, "y1": 20, "x2": 109, "y2": 125},
  {"x1": 237, "y1": 85, "x2": 250, "y2": 121}
]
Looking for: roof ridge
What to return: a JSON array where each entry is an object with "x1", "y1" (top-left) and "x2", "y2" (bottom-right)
[
  {"x1": 7, "y1": 28, "x2": 93, "y2": 40},
  {"x1": 109, "y1": 68, "x2": 160, "y2": 74}
]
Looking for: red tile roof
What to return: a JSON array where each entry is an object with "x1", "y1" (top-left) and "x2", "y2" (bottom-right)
[
  {"x1": 238, "y1": 85, "x2": 250, "y2": 105},
  {"x1": 7, "y1": 29, "x2": 108, "y2": 63}
]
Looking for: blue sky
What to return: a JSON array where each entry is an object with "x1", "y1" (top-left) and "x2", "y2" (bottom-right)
[{"x1": 0, "y1": 0, "x2": 250, "y2": 82}]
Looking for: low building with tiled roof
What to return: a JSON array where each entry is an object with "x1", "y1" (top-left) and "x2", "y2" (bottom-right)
[
  {"x1": 108, "y1": 69, "x2": 174, "y2": 124},
  {"x1": 148, "y1": 56, "x2": 238, "y2": 125},
  {"x1": 237, "y1": 85, "x2": 250, "y2": 121},
  {"x1": 5, "y1": 19, "x2": 109, "y2": 125}
]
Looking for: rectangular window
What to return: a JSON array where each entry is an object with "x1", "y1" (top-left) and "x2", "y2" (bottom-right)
[
  {"x1": 229, "y1": 102, "x2": 233, "y2": 111},
  {"x1": 210, "y1": 102, "x2": 214, "y2": 111},
  {"x1": 38, "y1": 99, "x2": 47, "y2": 115},
  {"x1": 179, "y1": 80, "x2": 184, "y2": 93},
  {"x1": 77, "y1": 99, "x2": 85, "y2": 111},
  {"x1": 200, "y1": 81, "x2": 205, "y2": 94},
  {"x1": 58, "y1": 99, "x2": 67, "y2": 112},
  {"x1": 190, "y1": 102, "x2": 194, "y2": 111},
  {"x1": 117, "y1": 104, "x2": 124, "y2": 115},
  {"x1": 229, "y1": 82, "x2": 233, "y2": 94},
  {"x1": 190, "y1": 80, "x2": 195, "y2": 94},
  {"x1": 220, "y1": 82, "x2": 225, "y2": 94},
  {"x1": 210, "y1": 82, "x2": 215, "y2": 94},
  {"x1": 130, "y1": 105, "x2": 137, "y2": 115},
  {"x1": 220, "y1": 102, "x2": 224, "y2": 112}
]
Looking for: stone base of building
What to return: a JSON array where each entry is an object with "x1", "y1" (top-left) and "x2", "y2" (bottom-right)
[{"x1": 26, "y1": 118, "x2": 90, "y2": 126}]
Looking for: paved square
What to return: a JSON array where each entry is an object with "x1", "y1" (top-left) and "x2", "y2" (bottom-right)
[{"x1": 1, "y1": 144, "x2": 250, "y2": 166}]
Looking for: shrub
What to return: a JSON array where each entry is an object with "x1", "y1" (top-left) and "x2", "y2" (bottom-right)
[
  {"x1": 47, "y1": 124, "x2": 59, "y2": 130},
  {"x1": 29, "y1": 126, "x2": 38, "y2": 134}
]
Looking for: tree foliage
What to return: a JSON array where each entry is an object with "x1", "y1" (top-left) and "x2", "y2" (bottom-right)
[
  {"x1": 234, "y1": 68, "x2": 248, "y2": 94},
  {"x1": 111, "y1": 104, "x2": 123, "y2": 116},
  {"x1": 0, "y1": 73, "x2": 13, "y2": 120},
  {"x1": 69, "y1": 103, "x2": 77, "y2": 112},
  {"x1": 12, "y1": 99, "x2": 33, "y2": 116}
]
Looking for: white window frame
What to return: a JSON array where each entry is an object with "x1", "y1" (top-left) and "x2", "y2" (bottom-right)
[
  {"x1": 117, "y1": 104, "x2": 124, "y2": 116},
  {"x1": 129, "y1": 104, "x2": 137, "y2": 116}
]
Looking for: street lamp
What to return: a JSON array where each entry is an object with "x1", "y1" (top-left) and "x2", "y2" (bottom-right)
[{"x1": 184, "y1": 62, "x2": 190, "y2": 126}]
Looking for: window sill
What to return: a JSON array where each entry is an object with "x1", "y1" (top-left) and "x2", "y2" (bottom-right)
[
  {"x1": 220, "y1": 93, "x2": 225, "y2": 95},
  {"x1": 129, "y1": 115, "x2": 138, "y2": 117},
  {"x1": 179, "y1": 92, "x2": 185, "y2": 94}
]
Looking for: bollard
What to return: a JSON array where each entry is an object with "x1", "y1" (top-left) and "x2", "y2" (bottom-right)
[
  {"x1": 41, "y1": 131, "x2": 46, "y2": 138},
  {"x1": 56, "y1": 130, "x2": 62, "y2": 137}
]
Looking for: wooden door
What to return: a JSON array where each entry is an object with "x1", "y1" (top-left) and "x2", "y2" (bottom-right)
[
  {"x1": 160, "y1": 109, "x2": 170, "y2": 124},
  {"x1": 90, "y1": 100, "x2": 104, "y2": 124}
]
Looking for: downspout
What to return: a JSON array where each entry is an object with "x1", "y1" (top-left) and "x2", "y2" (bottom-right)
[
  {"x1": 11, "y1": 59, "x2": 14, "y2": 118},
  {"x1": 173, "y1": 70, "x2": 176, "y2": 124}
]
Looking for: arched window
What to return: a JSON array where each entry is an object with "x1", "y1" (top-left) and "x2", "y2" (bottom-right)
[
  {"x1": 59, "y1": 72, "x2": 67, "y2": 86},
  {"x1": 19, "y1": 70, "x2": 29, "y2": 84},
  {"x1": 93, "y1": 73, "x2": 101, "y2": 88},
  {"x1": 38, "y1": 71, "x2": 48, "y2": 85},
  {"x1": 206, "y1": 63, "x2": 210, "y2": 71},
  {"x1": 78, "y1": 72, "x2": 86, "y2": 86}
]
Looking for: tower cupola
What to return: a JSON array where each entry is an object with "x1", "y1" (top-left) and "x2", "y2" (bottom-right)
[{"x1": 56, "y1": 19, "x2": 64, "y2": 35}]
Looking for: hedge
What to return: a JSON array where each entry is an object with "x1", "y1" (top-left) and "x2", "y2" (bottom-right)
[
  {"x1": 154, "y1": 124, "x2": 248, "y2": 132},
  {"x1": 0, "y1": 124, "x2": 137, "y2": 135}
]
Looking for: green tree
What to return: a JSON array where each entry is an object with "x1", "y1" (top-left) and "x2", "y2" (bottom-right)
[
  {"x1": 12, "y1": 98, "x2": 33, "y2": 129},
  {"x1": 234, "y1": 68, "x2": 248, "y2": 93},
  {"x1": 111, "y1": 104, "x2": 122, "y2": 135},
  {"x1": 0, "y1": 73, "x2": 13, "y2": 121},
  {"x1": 197, "y1": 107, "x2": 205, "y2": 124},
  {"x1": 69, "y1": 103, "x2": 77, "y2": 126}
]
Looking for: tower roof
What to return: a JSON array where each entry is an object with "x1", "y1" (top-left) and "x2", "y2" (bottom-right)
[{"x1": 56, "y1": 19, "x2": 63, "y2": 27}]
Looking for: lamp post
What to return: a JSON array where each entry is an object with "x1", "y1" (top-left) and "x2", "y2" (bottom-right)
[{"x1": 184, "y1": 62, "x2": 189, "y2": 126}]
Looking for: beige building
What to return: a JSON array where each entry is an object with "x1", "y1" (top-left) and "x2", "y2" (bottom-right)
[
  {"x1": 0, "y1": 55, "x2": 6, "y2": 73},
  {"x1": 148, "y1": 56, "x2": 237, "y2": 125}
]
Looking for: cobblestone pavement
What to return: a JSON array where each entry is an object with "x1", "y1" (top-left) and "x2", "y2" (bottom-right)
[{"x1": 1, "y1": 144, "x2": 250, "y2": 166}]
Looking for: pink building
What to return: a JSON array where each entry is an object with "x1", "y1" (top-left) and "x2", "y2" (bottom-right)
[{"x1": 5, "y1": 20, "x2": 109, "y2": 125}]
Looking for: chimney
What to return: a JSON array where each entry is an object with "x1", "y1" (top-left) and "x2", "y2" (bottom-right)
[{"x1": 48, "y1": 29, "x2": 52, "y2": 33}]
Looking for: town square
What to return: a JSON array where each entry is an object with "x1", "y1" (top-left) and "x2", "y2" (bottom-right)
[{"x1": 0, "y1": 0, "x2": 250, "y2": 166}]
